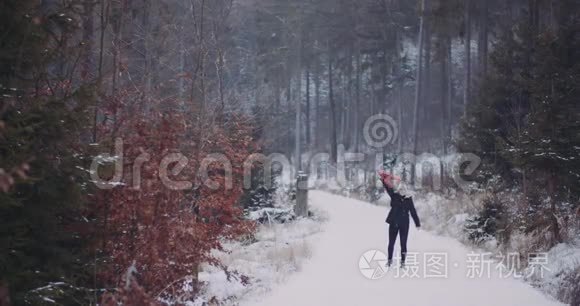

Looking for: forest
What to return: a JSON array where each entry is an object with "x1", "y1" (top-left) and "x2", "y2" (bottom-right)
[{"x1": 1, "y1": 0, "x2": 579, "y2": 305}]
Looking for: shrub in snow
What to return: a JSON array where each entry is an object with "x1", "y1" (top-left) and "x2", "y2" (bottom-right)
[
  {"x1": 94, "y1": 111, "x2": 257, "y2": 304},
  {"x1": 246, "y1": 207, "x2": 296, "y2": 224},
  {"x1": 195, "y1": 217, "x2": 323, "y2": 304},
  {"x1": 524, "y1": 241, "x2": 580, "y2": 305},
  {"x1": 464, "y1": 194, "x2": 506, "y2": 246},
  {"x1": 238, "y1": 161, "x2": 278, "y2": 210},
  {"x1": 557, "y1": 267, "x2": 580, "y2": 305}
]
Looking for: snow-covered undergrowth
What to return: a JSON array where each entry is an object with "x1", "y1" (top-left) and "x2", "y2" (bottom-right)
[
  {"x1": 189, "y1": 169, "x2": 577, "y2": 305},
  {"x1": 529, "y1": 241, "x2": 580, "y2": 304},
  {"x1": 406, "y1": 191, "x2": 485, "y2": 245},
  {"x1": 192, "y1": 210, "x2": 326, "y2": 305},
  {"x1": 401, "y1": 189, "x2": 580, "y2": 305},
  {"x1": 306, "y1": 172, "x2": 579, "y2": 305}
]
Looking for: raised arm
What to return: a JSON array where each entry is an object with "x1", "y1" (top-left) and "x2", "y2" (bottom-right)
[
  {"x1": 379, "y1": 172, "x2": 397, "y2": 198},
  {"x1": 382, "y1": 180, "x2": 396, "y2": 198}
]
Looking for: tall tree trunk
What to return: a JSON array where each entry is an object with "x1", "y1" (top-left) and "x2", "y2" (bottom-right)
[
  {"x1": 478, "y1": 0, "x2": 489, "y2": 78},
  {"x1": 381, "y1": 49, "x2": 389, "y2": 114},
  {"x1": 440, "y1": 34, "x2": 450, "y2": 187},
  {"x1": 328, "y1": 54, "x2": 338, "y2": 164},
  {"x1": 306, "y1": 64, "x2": 311, "y2": 149},
  {"x1": 199, "y1": 0, "x2": 206, "y2": 115},
  {"x1": 422, "y1": 18, "x2": 432, "y2": 134},
  {"x1": 547, "y1": 170, "x2": 562, "y2": 244},
  {"x1": 94, "y1": 0, "x2": 108, "y2": 143},
  {"x1": 315, "y1": 61, "x2": 321, "y2": 149},
  {"x1": 340, "y1": 73, "x2": 347, "y2": 146},
  {"x1": 275, "y1": 82, "x2": 281, "y2": 115},
  {"x1": 295, "y1": 25, "x2": 303, "y2": 173},
  {"x1": 370, "y1": 54, "x2": 377, "y2": 116},
  {"x1": 110, "y1": 1, "x2": 125, "y2": 142},
  {"x1": 178, "y1": 19, "x2": 186, "y2": 103},
  {"x1": 529, "y1": 0, "x2": 540, "y2": 36},
  {"x1": 286, "y1": 78, "x2": 293, "y2": 156},
  {"x1": 345, "y1": 50, "x2": 353, "y2": 149},
  {"x1": 354, "y1": 46, "x2": 361, "y2": 152},
  {"x1": 143, "y1": 0, "x2": 152, "y2": 113},
  {"x1": 81, "y1": 2, "x2": 94, "y2": 81},
  {"x1": 440, "y1": 34, "x2": 450, "y2": 157},
  {"x1": 464, "y1": 0, "x2": 471, "y2": 115},
  {"x1": 446, "y1": 36, "x2": 453, "y2": 143},
  {"x1": 392, "y1": 7, "x2": 403, "y2": 153},
  {"x1": 295, "y1": 82, "x2": 301, "y2": 172},
  {"x1": 216, "y1": 48, "x2": 226, "y2": 111},
  {"x1": 549, "y1": 0, "x2": 560, "y2": 32},
  {"x1": 111, "y1": 4, "x2": 123, "y2": 94},
  {"x1": 412, "y1": 0, "x2": 426, "y2": 183}
]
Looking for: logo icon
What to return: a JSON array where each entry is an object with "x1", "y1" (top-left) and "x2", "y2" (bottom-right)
[
  {"x1": 359, "y1": 250, "x2": 388, "y2": 280},
  {"x1": 363, "y1": 114, "x2": 399, "y2": 148}
]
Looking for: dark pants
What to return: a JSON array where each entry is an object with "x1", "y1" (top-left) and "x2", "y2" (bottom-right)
[{"x1": 388, "y1": 223, "x2": 409, "y2": 263}]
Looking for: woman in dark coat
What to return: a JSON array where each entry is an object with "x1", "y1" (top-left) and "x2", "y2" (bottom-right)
[{"x1": 379, "y1": 171, "x2": 421, "y2": 268}]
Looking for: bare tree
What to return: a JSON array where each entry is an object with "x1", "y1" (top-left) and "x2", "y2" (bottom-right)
[
  {"x1": 412, "y1": 0, "x2": 426, "y2": 182},
  {"x1": 463, "y1": 0, "x2": 472, "y2": 114}
]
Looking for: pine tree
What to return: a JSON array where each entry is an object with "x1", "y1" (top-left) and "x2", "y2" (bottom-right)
[
  {"x1": 0, "y1": 1, "x2": 95, "y2": 304},
  {"x1": 459, "y1": 0, "x2": 580, "y2": 248}
]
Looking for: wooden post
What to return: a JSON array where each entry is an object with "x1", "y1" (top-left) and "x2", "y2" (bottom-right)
[{"x1": 295, "y1": 172, "x2": 309, "y2": 217}]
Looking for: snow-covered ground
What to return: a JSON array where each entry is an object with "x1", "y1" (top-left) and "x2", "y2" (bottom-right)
[
  {"x1": 406, "y1": 190, "x2": 580, "y2": 303},
  {"x1": 236, "y1": 191, "x2": 564, "y2": 306},
  {"x1": 195, "y1": 214, "x2": 325, "y2": 304}
]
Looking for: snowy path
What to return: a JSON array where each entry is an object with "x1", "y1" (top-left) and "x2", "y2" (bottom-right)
[{"x1": 245, "y1": 191, "x2": 563, "y2": 306}]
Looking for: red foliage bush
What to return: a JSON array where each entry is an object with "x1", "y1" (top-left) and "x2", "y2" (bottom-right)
[{"x1": 94, "y1": 93, "x2": 257, "y2": 303}]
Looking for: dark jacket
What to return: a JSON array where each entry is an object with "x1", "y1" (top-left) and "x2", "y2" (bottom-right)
[{"x1": 383, "y1": 183, "x2": 421, "y2": 227}]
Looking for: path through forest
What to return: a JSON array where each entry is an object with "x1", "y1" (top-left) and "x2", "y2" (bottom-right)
[{"x1": 245, "y1": 191, "x2": 563, "y2": 306}]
